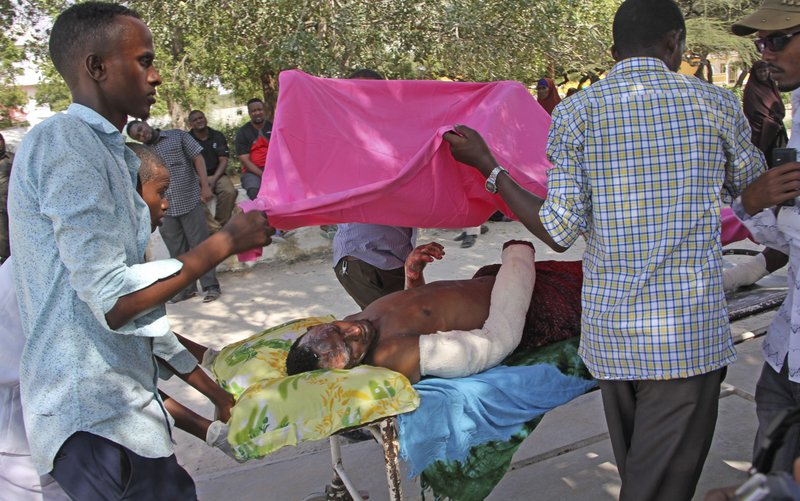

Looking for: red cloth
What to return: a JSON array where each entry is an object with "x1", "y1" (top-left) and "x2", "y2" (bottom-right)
[
  {"x1": 245, "y1": 135, "x2": 269, "y2": 172},
  {"x1": 536, "y1": 78, "x2": 562, "y2": 115},
  {"x1": 473, "y1": 260, "x2": 583, "y2": 349}
]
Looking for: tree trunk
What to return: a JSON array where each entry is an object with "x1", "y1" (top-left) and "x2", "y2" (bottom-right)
[
  {"x1": 169, "y1": 100, "x2": 187, "y2": 130},
  {"x1": 733, "y1": 66, "x2": 749, "y2": 89},
  {"x1": 694, "y1": 61, "x2": 705, "y2": 79},
  {"x1": 260, "y1": 72, "x2": 278, "y2": 120}
]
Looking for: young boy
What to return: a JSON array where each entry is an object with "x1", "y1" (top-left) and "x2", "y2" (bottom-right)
[
  {"x1": 8, "y1": 4, "x2": 272, "y2": 497},
  {"x1": 130, "y1": 142, "x2": 237, "y2": 457},
  {"x1": 0, "y1": 144, "x2": 241, "y2": 499}
]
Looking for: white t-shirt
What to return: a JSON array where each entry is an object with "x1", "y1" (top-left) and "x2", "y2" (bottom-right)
[{"x1": 0, "y1": 258, "x2": 29, "y2": 453}]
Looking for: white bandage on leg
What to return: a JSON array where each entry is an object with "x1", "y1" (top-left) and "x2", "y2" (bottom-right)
[
  {"x1": 206, "y1": 420, "x2": 245, "y2": 463},
  {"x1": 418, "y1": 243, "x2": 535, "y2": 378},
  {"x1": 723, "y1": 253, "x2": 768, "y2": 292}
]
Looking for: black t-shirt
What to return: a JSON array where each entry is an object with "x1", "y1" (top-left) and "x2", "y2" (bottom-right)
[
  {"x1": 234, "y1": 121, "x2": 272, "y2": 157},
  {"x1": 189, "y1": 127, "x2": 229, "y2": 175}
]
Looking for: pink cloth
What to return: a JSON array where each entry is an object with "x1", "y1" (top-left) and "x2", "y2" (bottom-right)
[
  {"x1": 721, "y1": 207, "x2": 753, "y2": 246},
  {"x1": 239, "y1": 70, "x2": 752, "y2": 259},
  {"x1": 241, "y1": 70, "x2": 551, "y2": 230}
]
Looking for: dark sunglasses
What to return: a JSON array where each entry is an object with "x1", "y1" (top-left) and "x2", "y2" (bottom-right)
[{"x1": 755, "y1": 29, "x2": 800, "y2": 53}]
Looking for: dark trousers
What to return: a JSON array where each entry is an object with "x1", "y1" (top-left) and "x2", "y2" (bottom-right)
[
  {"x1": 334, "y1": 257, "x2": 405, "y2": 310},
  {"x1": 160, "y1": 203, "x2": 218, "y2": 293},
  {"x1": 754, "y1": 360, "x2": 800, "y2": 473},
  {"x1": 598, "y1": 367, "x2": 725, "y2": 501},
  {"x1": 50, "y1": 432, "x2": 196, "y2": 500},
  {"x1": 240, "y1": 172, "x2": 261, "y2": 200}
]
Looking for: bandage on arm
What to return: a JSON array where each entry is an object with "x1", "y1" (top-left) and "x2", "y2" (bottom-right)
[
  {"x1": 723, "y1": 252, "x2": 768, "y2": 292},
  {"x1": 418, "y1": 243, "x2": 535, "y2": 378}
]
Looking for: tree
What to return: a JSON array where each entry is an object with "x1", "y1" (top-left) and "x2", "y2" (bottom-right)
[
  {"x1": 22, "y1": 0, "x2": 764, "y2": 127},
  {"x1": 161, "y1": 0, "x2": 624, "y2": 115},
  {"x1": 129, "y1": 1, "x2": 217, "y2": 128},
  {"x1": 0, "y1": 0, "x2": 29, "y2": 127},
  {"x1": 34, "y1": 60, "x2": 70, "y2": 112},
  {"x1": 678, "y1": 0, "x2": 761, "y2": 85}
]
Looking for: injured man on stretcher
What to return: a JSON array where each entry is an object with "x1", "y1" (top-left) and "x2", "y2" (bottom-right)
[{"x1": 284, "y1": 241, "x2": 582, "y2": 383}]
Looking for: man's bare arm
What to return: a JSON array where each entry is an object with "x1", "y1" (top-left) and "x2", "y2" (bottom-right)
[
  {"x1": 443, "y1": 125, "x2": 565, "y2": 252},
  {"x1": 105, "y1": 211, "x2": 274, "y2": 329},
  {"x1": 404, "y1": 242, "x2": 445, "y2": 289},
  {"x1": 193, "y1": 155, "x2": 213, "y2": 202},
  {"x1": 238, "y1": 153, "x2": 263, "y2": 177},
  {"x1": 210, "y1": 155, "x2": 228, "y2": 187}
]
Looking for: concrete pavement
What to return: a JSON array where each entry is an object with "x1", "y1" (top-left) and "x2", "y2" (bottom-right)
[{"x1": 156, "y1": 220, "x2": 781, "y2": 500}]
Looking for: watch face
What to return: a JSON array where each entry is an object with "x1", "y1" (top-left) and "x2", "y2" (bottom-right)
[{"x1": 485, "y1": 179, "x2": 497, "y2": 193}]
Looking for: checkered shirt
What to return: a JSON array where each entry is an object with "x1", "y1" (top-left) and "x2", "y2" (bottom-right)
[
  {"x1": 151, "y1": 129, "x2": 204, "y2": 216},
  {"x1": 540, "y1": 57, "x2": 765, "y2": 380}
]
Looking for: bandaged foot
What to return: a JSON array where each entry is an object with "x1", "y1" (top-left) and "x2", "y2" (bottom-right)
[
  {"x1": 723, "y1": 253, "x2": 768, "y2": 292},
  {"x1": 419, "y1": 242, "x2": 535, "y2": 378},
  {"x1": 206, "y1": 420, "x2": 246, "y2": 463},
  {"x1": 201, "y1": 347, "x2": 220, "y2": 369}
]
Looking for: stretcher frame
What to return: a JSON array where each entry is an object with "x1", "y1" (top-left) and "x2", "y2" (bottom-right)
[{"x1": 303, "y1": 417, "x2": 402, "y2": 501}]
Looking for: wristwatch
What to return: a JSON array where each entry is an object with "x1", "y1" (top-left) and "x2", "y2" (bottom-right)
[{"x1": 485, "y1": 166, "x2": 508, "y2": 194}]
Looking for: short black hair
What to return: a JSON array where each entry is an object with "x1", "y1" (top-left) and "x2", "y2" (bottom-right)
[
  {"x1": 126, "y1": 142, "x2": 166, "y2": 184},
  {"x1": 285, "y1": 335, "x2": 321, "y2": 375},
  {"x1": 246, "y1": 98, "x2": 264, "y2": 107},
  {"x1": 126, "y1": 119, "x2": 145, "y2": 138},
  {"x1": 49, "y1": 2, "x2": 140, "y2": 85},
  {"x1": 188, "y1": 109, "x2": 204, "y2": 119},
  {"x1": 348, "y1": 69, "x2": 384, "y2": 80},
  {"x1": 613, "y1": 0, "x2": 685, "y2": 53}
]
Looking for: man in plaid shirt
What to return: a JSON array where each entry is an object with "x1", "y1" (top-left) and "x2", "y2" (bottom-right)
[
  {"x1": 128, "y1": 119, "x2": 221, "y2": 303},
  {"x1": 444, "y1": 0, "x2": 765, "y2": 498}
]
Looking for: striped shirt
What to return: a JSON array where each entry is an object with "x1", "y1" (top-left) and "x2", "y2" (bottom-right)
[
  {"x1": 332, "y1": 224, "x2": 417, "y2": 270},
  {"x1": 540, "y1": 57, "x2": 765, "y2": 380},
  {"x1": 150, "y1": 129, "x2": 203, "y2": 217}
]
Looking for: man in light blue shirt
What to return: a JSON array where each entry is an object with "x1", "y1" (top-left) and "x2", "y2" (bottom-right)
[{"x1": 8, "y1": 3, "x2": 273, "y2": 498}]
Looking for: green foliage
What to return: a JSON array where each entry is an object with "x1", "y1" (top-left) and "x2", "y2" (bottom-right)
[
  {"x1": 0, "y1": 1, "x2": 27, "y2": 127},
  {"x1": 122, "y1": 0, "x2": 625, "y2": 117},
  {"x1": 34, "y1": 60, "x2": 70, "y2": 112},
  {"x1": 15, "y1": 0, "x2": 767, "y2": 126},
  {"x1": 678, "y1": 0, "x2": 762, "y2": 82}
]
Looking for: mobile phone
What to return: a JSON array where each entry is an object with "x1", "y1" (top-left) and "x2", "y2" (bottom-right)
[
  {"x1": 770, "y1": 148, "x2": 797, "y2": 206},
  {"x1": 770, "y1": 147, "x2": 797, "y2": 168}
]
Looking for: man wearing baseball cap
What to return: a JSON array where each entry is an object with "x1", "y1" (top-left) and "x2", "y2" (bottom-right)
[{"x1": 733, "y1": 0, "x2": 800, "y2": 474}]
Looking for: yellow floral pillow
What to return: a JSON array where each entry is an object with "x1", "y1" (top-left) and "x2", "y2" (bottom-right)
[
  {"x1": 210, "y1": 316, "x2": 419, "y2": 461},
  {"x1": 212, "y1": 316, "x2": 337, "y2": 399}
]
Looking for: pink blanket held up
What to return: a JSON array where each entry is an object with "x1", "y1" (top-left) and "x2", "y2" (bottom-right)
[
  {"x1": 240, "y1": 70, "x2": 551, "y2": 230},
  {"x1": 240, "y1": 70, "x2": 752, "y2": 257}
]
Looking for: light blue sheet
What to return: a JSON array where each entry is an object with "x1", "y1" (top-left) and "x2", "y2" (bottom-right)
[{"x1": 397, "y1": 363, "x2": 597, "y2": 476}]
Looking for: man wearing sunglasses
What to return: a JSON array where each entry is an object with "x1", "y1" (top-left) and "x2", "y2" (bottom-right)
[
  {"x1": 732, "y1": 0, "x2": 800, "y2": 477},
  {"x1": 733, "y1": 0, "x2": 800, "y2": 476}
]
